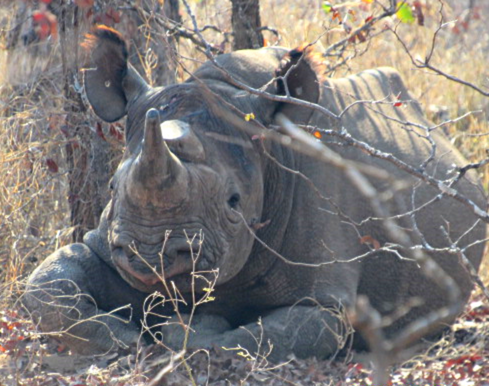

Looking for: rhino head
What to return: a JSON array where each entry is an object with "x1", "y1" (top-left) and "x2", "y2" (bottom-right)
[
  {"x1": 106, "y1": 112, "x2": 262, "y2": 294},
  {"x1": 82, "y1": 26, "x2": 319, "y2": 293}
]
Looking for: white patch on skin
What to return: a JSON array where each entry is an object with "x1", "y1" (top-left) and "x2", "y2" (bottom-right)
[
  {"x1": 295, "y1": 87, "x2": 303, "y2": 96},
  {"x1": 160, "y1": 120, "x2": 190, "y2": 141}
]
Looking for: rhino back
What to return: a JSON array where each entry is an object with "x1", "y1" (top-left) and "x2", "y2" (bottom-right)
[
  {"x1": 316, "y1": 67, "x2": 485, "y2": 240},
  {"x1": 191, "y1": 47, "x2": 287, "y2": 89},
  {"x1": 304, "y1": 67, "x2": 485, "y2": 327}
]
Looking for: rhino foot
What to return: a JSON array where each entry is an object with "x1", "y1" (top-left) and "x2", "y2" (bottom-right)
[
  {"x1": 23, "y1": 243, "x2": 145, "y2": 355},
  {"x1": 159, "y1": 305, "x2": 346, "y2": 363},
  {"x1": 158, "y1": 313, "x2": 232, "y2": 351}
]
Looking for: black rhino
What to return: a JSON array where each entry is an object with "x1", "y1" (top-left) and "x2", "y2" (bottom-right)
[{"x1": 24, "y1": 26, "x2": 486, "y2": 362}]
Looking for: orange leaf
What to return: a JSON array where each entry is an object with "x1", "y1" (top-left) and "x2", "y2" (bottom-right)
[
  {"x1": 359, "y1": 235, "x2": 381, "y2": 250},
  {"x1": 109, "y1": 124, "x2": 124, "y2": 141},
  {"x1": 45, "y1": 158, "x2": 59, "y2": 173},
  {"x1": 332, "y1": 10, "x2": 342, "y2": 23},
  {"x1": 32, "y1": 11, "x2": 58, "y2": 40},
  {"x1": 95, "y1": 122, "x2": 106, "y2": 141},
  {"x1": 313, "y1": 131, "x2": 322, "y2": 139},
  {"x1": 413, "y1": 1, "x2": 424, "y2": 26},
  {"x1": 393, "y1": 92, "x2": 403, "y2": 107},
  {"x1": 32, "y1": 12, "x2": 46, "y2": 22},
  {"x1": 445, "y1": 355, "x2": 483, "y2": 368}
]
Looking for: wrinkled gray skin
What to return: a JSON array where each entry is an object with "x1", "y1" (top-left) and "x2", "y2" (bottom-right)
[{"x1": 24, "y1": 27, "x2": 486, "y2": 362}]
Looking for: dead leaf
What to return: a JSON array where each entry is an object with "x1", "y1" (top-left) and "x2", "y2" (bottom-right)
[{"x1": 359, "y1": 235, "x2": 381, "y2": 250}]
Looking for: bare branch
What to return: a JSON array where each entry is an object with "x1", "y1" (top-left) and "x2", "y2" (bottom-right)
[
  {"x1": 389, "y1": 1, "x2": 489, "y2": 97},
  {"x1": 323, "y1": 0, "x2": 399, "y2": 58}
]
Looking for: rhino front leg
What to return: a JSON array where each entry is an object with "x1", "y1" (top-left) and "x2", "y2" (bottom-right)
[
  {"x1": 220, "y1": 306, "x2": 346, "y2": 362},
  {"x1": 23, "y1": 243, "x2": 145, "y2": 355},
  {"x1": 163, "y1": 305, "x2": 346, "y2": 362}
]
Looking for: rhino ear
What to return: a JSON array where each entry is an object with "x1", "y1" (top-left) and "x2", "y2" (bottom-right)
[
  {"x1": 82, "y1": 26, "x2": 149, "y2": 123},
  {"x1": 274, "y1": 46, "x2": 321, "y2": 124}
]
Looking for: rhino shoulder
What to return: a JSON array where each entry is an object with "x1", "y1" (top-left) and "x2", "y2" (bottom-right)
[
  {"x1": 355, "y1": 66, "x2": 418, "y2": 105},
  {"x1": 83, "y1": 206, "x2": 112, "y2": 267},
  {"x1": 359, "y1": 66, "x2": 404, "y2": 82}
]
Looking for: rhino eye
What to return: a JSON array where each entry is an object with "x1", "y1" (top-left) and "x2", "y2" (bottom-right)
[{"x1": 228, "y1": 193, "x2": 241, "y2": 209}]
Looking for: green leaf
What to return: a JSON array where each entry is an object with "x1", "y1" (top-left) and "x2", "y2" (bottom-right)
[
  {"x1": 396, "y1": 2, "x2": 415, "y2": 24},
  {"x1": 322, "y1": 2, "x2": 332, "y2": 14}
]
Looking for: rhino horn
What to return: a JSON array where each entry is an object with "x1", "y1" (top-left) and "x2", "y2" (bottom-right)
[
  {"x1": 132, "y1": 109, "x2": 187, "y2": 191},
  {"x1": 161, "y1": 120, "x2": 206, "y2": 163}
]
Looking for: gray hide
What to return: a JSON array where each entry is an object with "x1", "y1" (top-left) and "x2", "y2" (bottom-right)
[{"x1": 24, "y1": 26, "x2": 486, "y2": 362}]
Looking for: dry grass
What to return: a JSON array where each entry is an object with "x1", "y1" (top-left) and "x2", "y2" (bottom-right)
[{"x1": 1, "y1": 0, "x2": 489, "y2": 384}]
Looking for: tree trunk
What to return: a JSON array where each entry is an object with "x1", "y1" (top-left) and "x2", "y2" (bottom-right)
[
  {"x1": 230, "y1": 0, "x2": 264, "y2": 50},
  {"x1": 58, "y1": 5, "x2": 94, "y2": 242},
  {"x1": 123, "y1": 0, "x2": 181, "y2": 86},
  {"x1": 6, "y1": 0, "x2": 180, "y2": 242}
]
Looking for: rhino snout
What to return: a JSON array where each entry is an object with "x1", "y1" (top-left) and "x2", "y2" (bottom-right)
[
  {"x1": 111, "y1": 236, "x2": 200, "y2": 288},
  {"x1": 160, "y1": 238, "x2": 202, "y2": 278},
  {"x1": 111, "y1": 246, "x2": 161, "y2": 287},
  {"x1": 164, "y1": 237, "x2": 201, "y2": 263}
]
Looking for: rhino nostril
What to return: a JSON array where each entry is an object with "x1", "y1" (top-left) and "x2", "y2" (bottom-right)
[
  {"x1": 164, "y1": 238, "x2": 201, "y2": 263},
  {"x1": 165, "y1": 247, "x2": 193, "y2": 262},
  {"x1": 176, "y1": 249, "x2": 192, "y2": 260}
]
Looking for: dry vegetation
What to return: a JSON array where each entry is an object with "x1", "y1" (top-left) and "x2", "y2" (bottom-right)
[{"x1": 1, "y1": 0, "x2": 489, "y2": 385}]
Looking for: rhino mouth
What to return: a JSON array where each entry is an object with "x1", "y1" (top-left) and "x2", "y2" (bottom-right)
[{"x1": 111, "y1": 244, "x2": 195, "y2": 289}]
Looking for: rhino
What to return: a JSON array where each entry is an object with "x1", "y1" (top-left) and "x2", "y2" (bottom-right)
[{"x1": 24, "y1": 26, "x2": 486, "y2": 362}]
